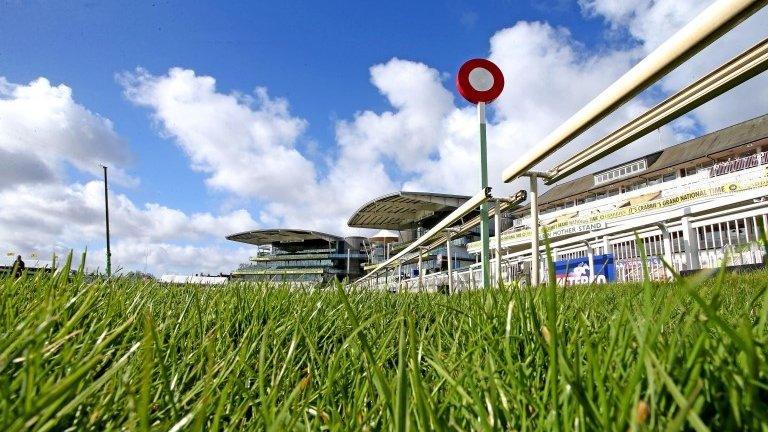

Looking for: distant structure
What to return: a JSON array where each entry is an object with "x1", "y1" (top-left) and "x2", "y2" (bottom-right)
[
  {"x1": 347, "y1": 191, "x2": 510, "y2": 281},
  {"x1": 226, "y1": 229, "x2": 366, "y2": 284}
]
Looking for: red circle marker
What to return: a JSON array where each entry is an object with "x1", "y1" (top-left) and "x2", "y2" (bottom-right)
[{"x1": 456, "y1": 58, "x2": 504, "y2": 104}]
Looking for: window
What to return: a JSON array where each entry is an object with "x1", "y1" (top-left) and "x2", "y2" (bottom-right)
[
  {"x1": 663, "y1": 172, "x2": 676, "y2": 182},
  {"x1": 594, "y1": 159, "x2": 647, "y2": 186}
]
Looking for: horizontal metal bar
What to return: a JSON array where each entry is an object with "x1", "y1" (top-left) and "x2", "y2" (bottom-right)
[
  {"x1": 421, "y1": 190, "x2": 527, "y2": 250},
  {"x1": 545, "y1": 37, "x2": 768, "y2": 184},
  {"x1": 501, "y1": 0, "x2": 766, "y2": 183},
  {"x1": 355, "y1": 187, "x2": 492, "y2": 284}
]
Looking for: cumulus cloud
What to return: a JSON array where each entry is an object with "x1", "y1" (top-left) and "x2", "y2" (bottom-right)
[
  {"x1": 0, "y1": 180, "x2": 259, "y2": 273},
  {"x1": 0, "y1": 75, "x2": 259, "y2": 275},
  {"x1": 0, "y1": 76, "x2": 135, "y2": 187},
  {"x1": 118, "y1": 68, "x2": 314, "y2": 202}
]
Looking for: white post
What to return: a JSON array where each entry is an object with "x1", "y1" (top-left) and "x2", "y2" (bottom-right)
[
  {"x1": 585, "y1": 242, "x2": 595, "y2": 283},
  {"x1": 418, "y1": 249, "x2": 423, "y2": 292},
  {"x1": 529, "y1": 174, "x2": 540, "y2": 286},
  {"x1": 602, "y1": 236, "x2": 611, "y2": 256},
  {"x1": 659, "y1": 223, "x2": 674, "y2": 279},
  {"x1": 398, "y1": 261, "x2": 402, "y2": 291},
  {"x1": 478, "y1": 102, "x2": 491, "y2": 290},
  {"x1": 446, "y1": 233, "x2": 454, "y2": 294},
  {"x1": 681, "y1": 215, "x2": 701, "y2": 270},
  {"x1": 494, "y1": 209, "x2": 502, "y2": 286}
]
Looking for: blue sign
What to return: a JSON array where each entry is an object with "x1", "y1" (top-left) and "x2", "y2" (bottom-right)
[{"x1": 554, "y1": 253, "x2": 615, "y2": 285}]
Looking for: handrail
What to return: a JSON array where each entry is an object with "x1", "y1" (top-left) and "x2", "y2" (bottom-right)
[
  {"x1": 421, "y1": 189, "x2": 527, "y2": 251},
  {"x1": 545, "y1": 37, "x2": 768, "y2": 184},
  {"x1": 501, "y1": 0, "x2": 766, "y2": 183}
]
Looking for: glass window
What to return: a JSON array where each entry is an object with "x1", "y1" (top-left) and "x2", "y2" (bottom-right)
[{"x1": 663, "y1": 172, "x2": 676, "y2": 182}]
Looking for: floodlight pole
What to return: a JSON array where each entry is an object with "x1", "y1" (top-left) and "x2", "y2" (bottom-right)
[
  {"x1": 101, "y1": 165, "x2": 112, "y2": 277},
  {"x1": 478, "y1": 102, "x2": 491, "y2": 290}
]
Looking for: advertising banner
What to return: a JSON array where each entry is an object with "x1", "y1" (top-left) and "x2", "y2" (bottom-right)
[
  {"x1": 468, "y1": 167, "x2": 768, "y2": 252},
  {"x1": 554, "y1": 253, "x2": 615, "y2": 286}
]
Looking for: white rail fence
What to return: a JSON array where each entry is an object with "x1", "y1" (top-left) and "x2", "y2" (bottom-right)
[{"x1": 366, "y1": 210, "x2": 767, "y2": 291}]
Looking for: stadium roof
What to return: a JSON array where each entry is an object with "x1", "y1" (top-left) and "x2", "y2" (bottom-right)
[
  {"x1": 226, "y1": 229, "x2": 342, "y2": 245},
  {"x1": 347, "y1": 191, "x2": 470, "y2": 230},
  {"x1": 537, "y1": 113, "x2": 768, "y2": 206}
]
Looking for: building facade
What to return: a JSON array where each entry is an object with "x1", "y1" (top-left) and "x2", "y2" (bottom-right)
[{"x1": 347, "y1": 191, "x2": 507, "y2": 283}]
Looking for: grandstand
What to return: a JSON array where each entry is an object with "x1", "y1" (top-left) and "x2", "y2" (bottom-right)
[
  {"x1": 460, "y1": 114, "x2": 768, "y2": 286},
  {"x1": 226, "y1": 229, "x2": 367, "y2": 284},
  {"x1": 347, "y1": 191, "x2": 511, "y2": 287}
]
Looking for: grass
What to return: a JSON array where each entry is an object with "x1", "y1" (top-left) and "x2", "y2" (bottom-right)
[{"x1": 1, "y1": 254, "x2": 767, "y2": 431}]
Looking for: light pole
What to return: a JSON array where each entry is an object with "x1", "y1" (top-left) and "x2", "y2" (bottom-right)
[{"x1": 101, "y1": 165, "x2": 112, "y2": 277}]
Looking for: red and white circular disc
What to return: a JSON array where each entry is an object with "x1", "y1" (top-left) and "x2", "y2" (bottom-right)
[{"x1": 456, "y1": 58, "x2": 504, "y2": 104}]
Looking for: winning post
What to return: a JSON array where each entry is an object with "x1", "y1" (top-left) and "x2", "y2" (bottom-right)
[{"x1": 456, "y1": 59, "x2": 505, "y2": 289}]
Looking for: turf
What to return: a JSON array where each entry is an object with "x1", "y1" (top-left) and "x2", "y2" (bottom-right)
[{"x1": 1, "y1": 254, "x2": 767, "y2": 431}]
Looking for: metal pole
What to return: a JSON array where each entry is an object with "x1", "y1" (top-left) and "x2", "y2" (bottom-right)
[
  {"x1": 102, "y1": 165, "x2": 112, "y2": 277},
  {"x1": 446, "y1": 233, "x2": 454, "y2": 294},
  {"x1": 418, "y1": 248, "x2": 423, "y2": 292},
  {"x1": 529, "y1": 173, "x2": 540, "y2": 286},
  {"x1": 585, "y1": 241, "x2": 595, "y2": 283},
  {"x1": 494, "y1": 209, "x2": 502, "y2": 286},
  {"x1": 478, "y1": 102, "x2": 491, "y2": 289},
  {"x1": 398, "y1": 261, "x2": 402, "y2": 291}
]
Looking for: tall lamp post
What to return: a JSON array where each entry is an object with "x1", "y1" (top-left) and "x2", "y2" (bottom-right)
[
  {"x1": 101, "y1": 165, "x2": 112, "y2": 277},
  {"x1": 456, "y1": 58, "x2": 505, "y2": 290}
]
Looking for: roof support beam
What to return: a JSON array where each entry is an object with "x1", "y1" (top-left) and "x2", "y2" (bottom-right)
[
  {"x1": 501, "y1": 0, "x2": 766, "y2": 183},
  {"x1": 545, "y1": 36, "x2": 768, "y2": 184}
]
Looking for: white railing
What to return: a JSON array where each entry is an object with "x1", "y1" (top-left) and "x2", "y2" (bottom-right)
[{"x1": 365, "y1": 209, "x2": 767, "y2": 290}]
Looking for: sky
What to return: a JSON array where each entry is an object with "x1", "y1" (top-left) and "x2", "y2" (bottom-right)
[{"x1": 0, "y1": 0, "x2": 766, "y2": 275}]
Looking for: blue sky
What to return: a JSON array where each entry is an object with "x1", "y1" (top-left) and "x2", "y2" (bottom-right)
[
  {"x1": 0, "y1": 0, "x2": 765, "y2": 274},
  {"x1": 1, "y1": 0, "x2": 603, "y2": 207}
]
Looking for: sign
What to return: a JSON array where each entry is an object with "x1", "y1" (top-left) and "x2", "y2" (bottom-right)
[
  {"x1": 548, "y1": 221, "x2": 606, "y2": 238},
  {"x1": 555, "y1": 254, "x2": 615, "y2": 286},
  {"x1": 456, "y1": 59, "x2": 504, "y2": 104},
  {"x1": 710, "y1": 151, "x2": 768, "y2": 177},
  {"x1": 467, "y1": 167, "x2": 768, "y2": 253}
]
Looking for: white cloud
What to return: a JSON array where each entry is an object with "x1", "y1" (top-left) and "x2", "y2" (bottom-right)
[
  {"x1": 118, "y1": 68, "x2": 314, "y2": 202},
  {"x1": 0, "y1": 76, "x2": 135, "y2": 187},
  {"x1": 0, "y1": 75, "x2": 259, "y2": 275},
  {"x1": 0, "y1": 180, "x2": 259, "y2": 274}
]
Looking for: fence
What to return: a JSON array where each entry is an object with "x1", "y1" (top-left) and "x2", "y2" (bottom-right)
[{"x1": 366, "y1": 208, "x2": 767, "y2": 291}]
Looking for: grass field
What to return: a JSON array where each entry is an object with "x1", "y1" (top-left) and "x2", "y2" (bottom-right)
[{"x1": 1, "y1": 254, "x2": 767, "y2": 431}]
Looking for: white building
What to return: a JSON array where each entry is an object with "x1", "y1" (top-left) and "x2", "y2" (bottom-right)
[{"x1": 402, "y1": 114, "x2": 768, "y2": 290}]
